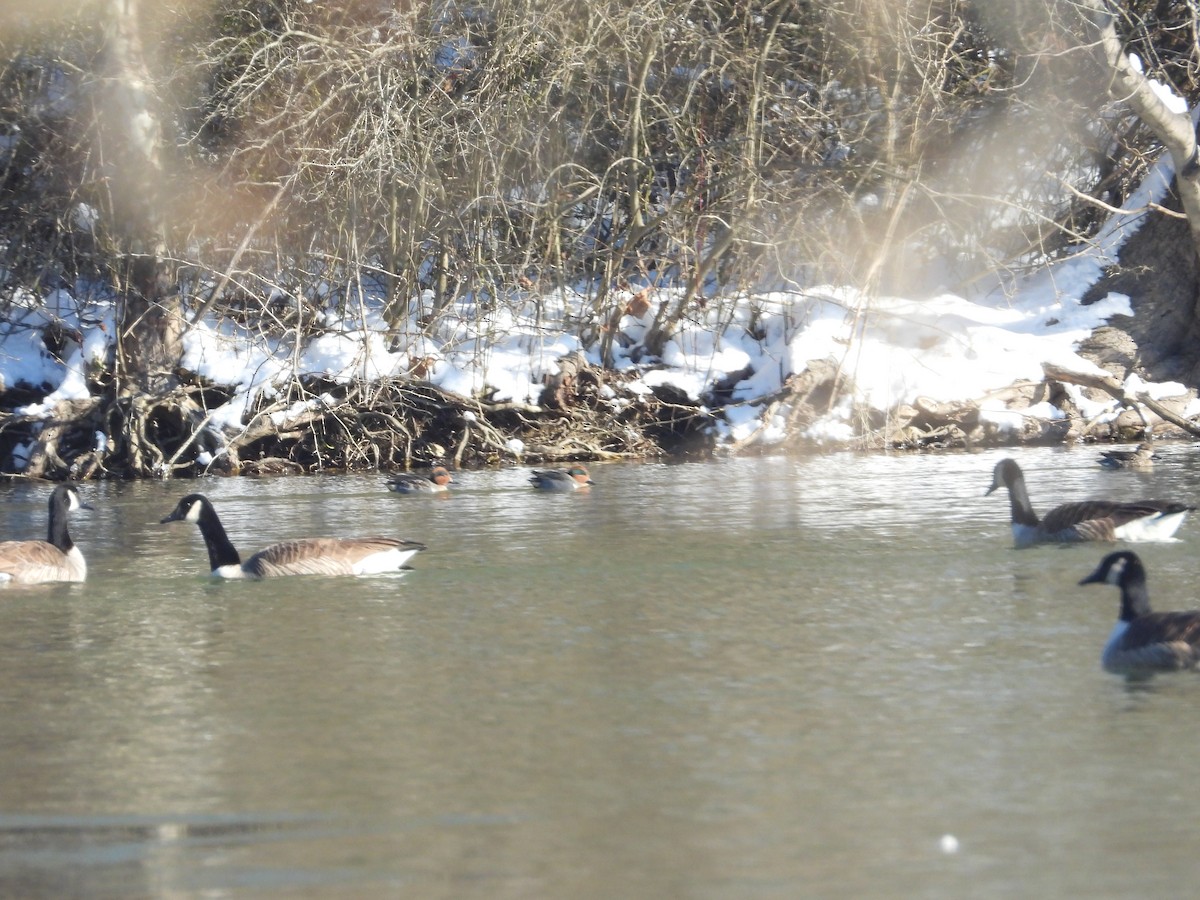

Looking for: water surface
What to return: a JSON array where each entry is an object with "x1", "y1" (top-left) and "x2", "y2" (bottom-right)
[{"x1": 1, "y1": 446, "x2": 1198, "y2": 897}]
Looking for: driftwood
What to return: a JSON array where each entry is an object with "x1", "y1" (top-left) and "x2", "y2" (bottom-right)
[
  {"x1": 540, "y1": 350, "x2": 592, "y2": 409},
  {"x1": 712, "y1": 358, "x2": 840, "y2": 452},
  {"x1": 849, "y1": 393, "x2": 986, "y2": 450},
  {"x1": 1042, "y1": 362, "x2": 1200, "y2": 438}
]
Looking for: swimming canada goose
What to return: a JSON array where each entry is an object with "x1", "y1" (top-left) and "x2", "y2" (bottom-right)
[
  {"x1": 529, "y1": 465, "x2": 593, "y2": 491},
  {"x1": 385, "y1": 466, "x2": 452, "y2": 494},
  {"x1": 161, "y1": 494, "x2": 425, "y2": 579},
  {"x1": 1098, "y1": 442, "x2": 1159, "y2": 470},
  {"x1": 0, "y1": 484, "x2": 92, "y2": 585},
  {"x1": 986, "y1": 458, "x2": 1192, "y2": 548},
  {"x1": 1079, "y1": 550, "x2": 1200, "y2": 674}
]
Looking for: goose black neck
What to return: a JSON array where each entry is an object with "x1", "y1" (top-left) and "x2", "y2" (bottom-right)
[
  {"x1": 46, "y1": 492, "x2": 73, "y2": 552},
  {"x1": 1002, "y1": 471, "x2": 1039, "y2": 527},
  {"x1": 195, "y1": 501, "x2": 242, "y2": 571},
  {"x1": 1117, "y1": 559, "x2": 1153, "y2": 622}
]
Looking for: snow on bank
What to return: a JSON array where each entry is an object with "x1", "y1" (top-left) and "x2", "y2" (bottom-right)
[
  {"x1": 0, "y1": 264, "x2": 1176, "y2": 460},
  {"x1": 0, "y1": 144, "x2": 1196, "y2": 465},
  {"x1": 0, "y1": 288, "x2": 112, "y2": 417}
]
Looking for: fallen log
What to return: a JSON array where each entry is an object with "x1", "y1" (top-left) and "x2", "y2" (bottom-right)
[{"x1": 1041, "y1": 362, "x2": 1200, "y2": 438}]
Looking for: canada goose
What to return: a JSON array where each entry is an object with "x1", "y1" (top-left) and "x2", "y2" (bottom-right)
[
  {"x1": 1079, "y1": 550, "x2": 1200, "y2": 674},
  {"x1": 0, "y1": 484, "x2": 92, "y2": 585},
  {"x1": 385, "y1": 466, "x2": 452, "y2": 494},
  {"x1": 986, "y1": 458, "x2": 1192, "y2": 548},
  {"x1": 161, "y1": 494, "x2": 425, "y2": 579},
  {"x1": 529, "y1": 465, "x2": 593, "y2": 491},
  {"x1": 1099, "y1": 442, "x2": 1159, "y2": 470}
]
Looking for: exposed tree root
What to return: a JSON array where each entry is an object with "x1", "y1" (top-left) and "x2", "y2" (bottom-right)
[
  {"x1": 4, "y1": 353, "x2": 1195, "y2": 482},
  {"x1": 0, "y1": 357, "x2": 708, "y2": 479}
]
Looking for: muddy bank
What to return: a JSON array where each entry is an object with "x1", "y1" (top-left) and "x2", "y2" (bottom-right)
[{"x1": 2, "y1": 339, "x2": 1194, "y2": 481}]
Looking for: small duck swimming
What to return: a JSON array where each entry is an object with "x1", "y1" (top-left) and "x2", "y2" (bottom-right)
[
  {"x1": 986, "y1": 458, "x2": 1192, "y2": 548},
  {"x1": 1098, "y1": 442, "x2": 1159, "y2": 470},
  {"x1": 529, "y1": 465, "x2": 593, "y2": 491},
  {"x1": 386, "y1": 466, "x2": 453, "y2": 494},
  {"x1": 1079, "y1": 550, "x2": 1200, "y2": 675}
]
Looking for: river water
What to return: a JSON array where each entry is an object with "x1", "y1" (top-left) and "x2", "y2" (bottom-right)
[{"x1": 1, "y1": 446, "x2": 1198, "y2": 898}]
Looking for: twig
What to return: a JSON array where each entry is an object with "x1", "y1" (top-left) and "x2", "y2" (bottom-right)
[{"x1": 1055, "y1": 177, "x2": 1188, "y2": 220}]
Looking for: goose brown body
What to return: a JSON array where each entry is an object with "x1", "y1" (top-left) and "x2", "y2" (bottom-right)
[
  {"x1": 241, "y1": 537, "x2": 423, "y2": 578},
  {"x1": 0, "y1": 539, "x2": 87, "y2": 584},
  {"x1": 161, "y1": 494, "x2": 425, "y2": 579},
  {"x1": 1108, "y1": 612, "x2": 1200, "y2": 671},
  {"x1": 1037, "y1": 499, "x2": 1184, "y2": 542}
]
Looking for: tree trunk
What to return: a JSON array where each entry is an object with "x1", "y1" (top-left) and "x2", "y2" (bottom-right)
[
  {"x1": 1086, "y1": 7, "x2": 1200, "y2": 288},
  {"x1": 1079, "y1": 189, "x2": 1199, "y2": 382},
  {"x1": 103, "y1": 0, "x2": 182, "y2": 397}
]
